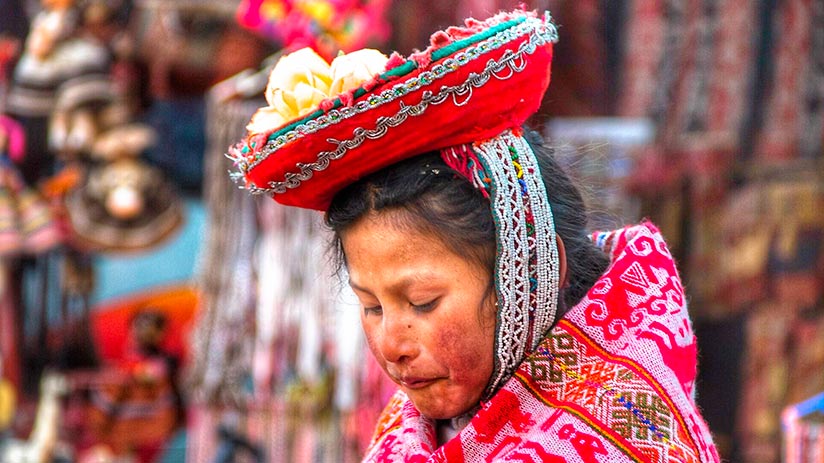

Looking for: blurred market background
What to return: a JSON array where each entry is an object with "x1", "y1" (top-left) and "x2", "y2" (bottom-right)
[{"x1": 0, "y1": 0, "x2": 822, "y2": 462}]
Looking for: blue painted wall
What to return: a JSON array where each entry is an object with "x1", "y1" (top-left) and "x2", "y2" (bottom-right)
[{"x1": 91, "y1": 198, "x2": 207, "y2": 305}]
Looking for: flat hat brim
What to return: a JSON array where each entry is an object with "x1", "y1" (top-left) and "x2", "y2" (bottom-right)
[{"x1": 230, "y1": 11, "x2": 557, "y2": 211}]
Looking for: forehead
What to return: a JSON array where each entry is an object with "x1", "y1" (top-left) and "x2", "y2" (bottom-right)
[
  {"x1": 341, "y1": 210, "x2": 486, "y2": 286},
  {"x1": 341, "y1": 211, "x2": 443, "y2": 261}
]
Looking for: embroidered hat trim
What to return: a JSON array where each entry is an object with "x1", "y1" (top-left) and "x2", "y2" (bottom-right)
[{"x1": 227, "y1": 13, "x2": 558, "y2": 197}]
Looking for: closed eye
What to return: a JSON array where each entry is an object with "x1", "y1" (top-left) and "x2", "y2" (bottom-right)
[
  {"x1": 363, "y1": 305, "x2": 383, "y2": 316},
  {"x1": 411, "y1": 299, "x2": 438, "y2": 313}
]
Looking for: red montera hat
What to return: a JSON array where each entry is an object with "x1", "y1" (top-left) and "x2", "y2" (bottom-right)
[{"x1": 228, "y1": 9, "x2": 558, "y2": 211}]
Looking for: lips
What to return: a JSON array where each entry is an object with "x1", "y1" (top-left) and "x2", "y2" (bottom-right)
[{"x1": 399, "y1": 376, "x2": 438, "y2": 390}]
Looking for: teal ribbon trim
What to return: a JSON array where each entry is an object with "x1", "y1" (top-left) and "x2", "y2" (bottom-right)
[{"x1": 263, "y1": 16, "x2": 528, "y2": 144}]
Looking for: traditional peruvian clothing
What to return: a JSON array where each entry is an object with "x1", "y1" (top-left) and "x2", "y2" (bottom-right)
[
  {"x1": 363, "y1": 223, "x2": 718, "y2": 462},
  {"x1": 226, "y1": 7, "x2": 720, "y2": 462}
]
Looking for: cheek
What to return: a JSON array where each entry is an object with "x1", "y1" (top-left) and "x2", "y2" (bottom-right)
[
  {"x1": 435, "y1": 319, "x2": 493, "y2": 381},
  {"x1": 361, "y1": 319, "x2": 380, "y2": 359},
  {"x1": 361, "y1": 317, "x2": 391, "y2": 372}
]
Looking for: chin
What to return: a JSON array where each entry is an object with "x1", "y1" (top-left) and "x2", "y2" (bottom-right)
[
  {"x1": 410, "y1": 396, "x2": 473, "y2": 420},
  {"x1": 419, "y1": 408, "x2": 461, "y2": 420}
]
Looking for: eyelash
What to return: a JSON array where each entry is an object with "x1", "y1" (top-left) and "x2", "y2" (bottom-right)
[
  {"x1": 412, "y1": 299, "x2": 438, "y2": 312},
  {"x1": 363, "y1": 305, "x2": 382, "y2": 316},
  {"x1": 362, "y1": 299, "x2": 438, "y2": 315}
]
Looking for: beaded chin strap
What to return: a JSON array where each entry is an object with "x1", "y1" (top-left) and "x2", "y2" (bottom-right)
[{"x1": 442, "y1": 129, "x2": 560, "y2": 399}]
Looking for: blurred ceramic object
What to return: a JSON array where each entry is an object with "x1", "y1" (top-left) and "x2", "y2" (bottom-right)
[{"x1": 0, "y1": 372, "x2": 69, "y2": 463}]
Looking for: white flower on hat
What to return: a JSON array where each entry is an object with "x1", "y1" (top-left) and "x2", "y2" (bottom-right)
[
  {"x1": 247, "y1": 47, "x2": 389, "y2": 136},
  {"x1": 329, "y1": 49, "x2": 390, "y2": 95}
]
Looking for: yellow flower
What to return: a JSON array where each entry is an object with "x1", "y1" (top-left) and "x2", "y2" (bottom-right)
[
  {"x1": 246, "y1": 106, "x2": 289, "y2": 136},
  {"x1": 248, "y1": 48, "x2": 331, "y2": 134},
  {"x1": 265, "y1": 48, "x2": 333, "y2": 101},
  {"x1": 329, "y1": 49, "x2": 390, "y2": 95},
  {"x1": 247, "y1": 47, "x2": 389, "y2": 136}
]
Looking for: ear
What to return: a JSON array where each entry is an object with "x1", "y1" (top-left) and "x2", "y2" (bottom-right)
[{"x1": 556, "y1": 235, "x2": 568, "y2": 288}]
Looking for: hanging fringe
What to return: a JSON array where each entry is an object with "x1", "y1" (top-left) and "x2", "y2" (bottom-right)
[{"x1": 440, "y1": 144, "x2": 491, "y2": 198}]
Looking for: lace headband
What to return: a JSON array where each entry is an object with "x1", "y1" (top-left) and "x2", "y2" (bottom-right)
[{"x1": 443, "y1": 130, "x2": 560, "y2": 397}]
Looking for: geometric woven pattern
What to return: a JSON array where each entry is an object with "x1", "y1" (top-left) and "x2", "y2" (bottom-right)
[
  {"x1": 362, "y1": 224, "x2": 720, "y2": 463},
  {"x1": 517, "y1": 322, "x2": 700, "y2": 462}
]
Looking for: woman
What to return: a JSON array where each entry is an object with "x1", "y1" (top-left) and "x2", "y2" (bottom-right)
[{"x1": 228, "y1": 8, "x2": 720, "y2": 462}]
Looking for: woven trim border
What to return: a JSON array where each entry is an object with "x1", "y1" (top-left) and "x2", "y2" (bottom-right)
[{"x1": 228, "y1": 13, "x2": 557, "y2": 194}]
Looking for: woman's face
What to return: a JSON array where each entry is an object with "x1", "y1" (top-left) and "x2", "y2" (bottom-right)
[{"x1": 342, "y1": 211, "x2": 497, "y2": 420}]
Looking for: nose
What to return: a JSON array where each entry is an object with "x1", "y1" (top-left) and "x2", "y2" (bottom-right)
[{"x1": 376, "y1": 310, "x2": 419, "y2": 364}]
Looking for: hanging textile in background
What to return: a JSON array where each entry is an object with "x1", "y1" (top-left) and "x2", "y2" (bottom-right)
[
  {"x1": 737, "y1": 304, "x2": 793, "y2": 463},
  {"x1": 615, "y1": 0, "x2": 661, "y2": 118},
  {"x1": 186, "y1": 92, "x2": 260, "y2": 407},
  {"x1": 737, "y1": 300, "x2": 824, "y2": 463},
  {"x1": 618, "y1": 0, "x2": 760, "y2": 197},
  {"x1": 188, "y1": 84, "x2": 347, "y2": 462},
  {"x1": 185, "y1": 92, "x2": 259, "y2": 458},
  {"x1": 710, "y1": 175, "x2": 823, "y2": 317},
  {"x1": 709, "y1": 186, "x2": 770, "y2": 313},
  {"x1": 189, "y1": 66, "x2": 380, "y2": 462},
  {"x1": 750, "y1": 0, "x2": 814, "y2": 165},
  {"x1": 252, "y1": 201, "x2": 336, "y2": 392},
  {"x1": 734, "y1": 177, "x2": 824, "y2": 463},
  {"x1": 542, "y1": 0, "x2": 610, "y2": 116},
  {"x1": 614, "y1": 0, "x2": 691, "y2": 247},
  {"x1": 658, "y1": 0, "x2": 759, "y2": 213},
  {"x1": 255, "y1": 198, "x2": 371, "y2": 461},
  {"x1": 667, "y1": 0, "x2": 757, "y2": 150},
  {"x1": 598, "y1": 3, "x2": 824, "y2": 461},
  {"x1": 617, "y1": 0, "x2": 684, "y2": 125},
  {"x1": 617, "y1": 0, "x2": 768, "y2": 317}
]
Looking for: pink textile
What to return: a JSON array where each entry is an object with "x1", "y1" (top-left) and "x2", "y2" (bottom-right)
[{"x1": 363, "y1": 223, "x2": 720, "y2": 462}]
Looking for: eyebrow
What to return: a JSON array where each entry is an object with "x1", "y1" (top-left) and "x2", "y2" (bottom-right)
[
  {"x1": 348, "y1": 279, "x2": 371, "y2": 294},
  {"x1": 348, "y1": 273, "x2": 432, "y2": 295}
]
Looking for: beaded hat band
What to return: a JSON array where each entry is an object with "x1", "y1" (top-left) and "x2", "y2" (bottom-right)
[
  {"x1": 228, "y1": 9, "x2": 558, "y2": 211},
  {"x1": 442, "y1": 131, "x2": 560, "y2": 397}
]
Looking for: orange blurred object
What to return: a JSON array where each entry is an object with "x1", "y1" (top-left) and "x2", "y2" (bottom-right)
[{"x1": 90, "y1": 285, "x2": 199, "y2": 365}]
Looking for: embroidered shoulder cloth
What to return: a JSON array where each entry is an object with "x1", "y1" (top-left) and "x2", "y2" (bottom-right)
[{"x1": 363, "y1": 223, "x2": 720, "y2": 462}]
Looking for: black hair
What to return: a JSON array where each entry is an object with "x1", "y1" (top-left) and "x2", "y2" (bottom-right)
[{"x1": 325, "y1": 130, "x2": 610, "y2": 315}]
